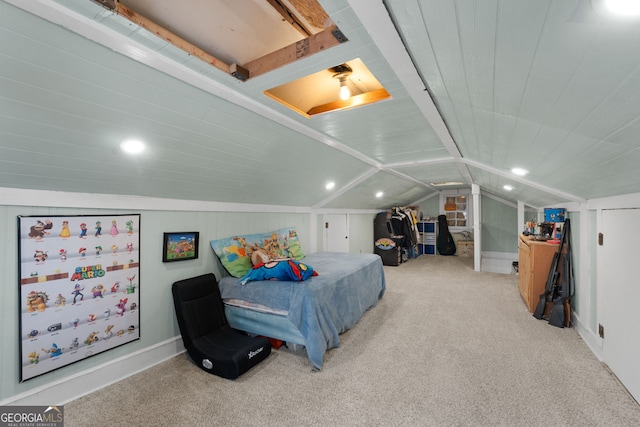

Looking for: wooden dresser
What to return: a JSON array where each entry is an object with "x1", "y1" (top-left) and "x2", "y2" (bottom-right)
[{"x1": 517, "y1": 234, "x2": 558, "y2": 313}]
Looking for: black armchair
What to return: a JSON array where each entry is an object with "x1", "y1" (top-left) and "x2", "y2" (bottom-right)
[{"x1": 171, "y1": 273, "x2": 271, "y2": 379}]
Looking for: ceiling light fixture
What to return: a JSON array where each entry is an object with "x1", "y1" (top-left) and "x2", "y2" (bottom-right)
[
  {"x1": 503, "y1": 185, "x2": 514, "y2": 191},
  {"x1": 120, "y1": 139, "x2": 145, "y2": 154},
  {"x1": 330, "y1": 64, "x2": 353, "y2": 101},
  {"x1": 339, "y1": 77, "x2": 350, "y2": 100},
  {"x1": 375, "y1": 191, "x2": 384, "y2": 198},
  {"x1": 594, "y1": 0, "x2": 640, "y2": 17},
  {"x1": 511, "y1": 167, "x2": 529, "y2": 176},
  {"x1": 325, "y1": 181, "x2": 335, "y2": 190}
]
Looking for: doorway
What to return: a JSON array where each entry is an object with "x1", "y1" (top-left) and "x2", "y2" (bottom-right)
[
  {"x1": 599, "y1": 208, "x2": 640, "y2": 402},
  {"x1": 324, "y1": 214, "x2": 349, "y2": 253}
]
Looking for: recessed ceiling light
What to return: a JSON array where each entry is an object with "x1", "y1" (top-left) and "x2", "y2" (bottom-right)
[
  {"x1": 503, "y1": 185, "x2": 514, "y2": 191},
  {"x1": 325, "y1": 181, "x2": 335, "y2": 190},
  {"x1": 120, "y1": 139, "x2": 145, "y2": 154},
  {"x1": 511, "y1": 167, "x2": 529, "y2": 176},
  {"x1": 375, "y1": 191, "x2": 384, "y2": 198}
]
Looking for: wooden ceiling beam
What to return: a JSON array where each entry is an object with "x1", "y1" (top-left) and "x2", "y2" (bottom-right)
[
  {"x1": 266, "y1": 0, "x2": 312, "y2": 37},
  {"x1": 91, "y1": 0, "x2": 346, "y2": 81},
  {"x1": 92, "y1": 0, "x2": 230, "y2": 74},
  {"x1": 243, "y1": 25, "x2": 348, "y2": 79}
]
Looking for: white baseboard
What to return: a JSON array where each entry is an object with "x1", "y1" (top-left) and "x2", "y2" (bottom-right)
[
  {"x1": 0, "y1": 336, "x2": 185, "y2": 406},
  {"x1": 572, "y1": 312, "x2": 603, "y2": 361}
]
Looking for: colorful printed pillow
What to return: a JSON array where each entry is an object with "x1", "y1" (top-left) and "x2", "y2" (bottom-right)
[
  {"x1": 239, "y1": 259, "x2": 318, "y2": 285},
  {"x1": 210, "y1": 227, "x2": 305, "y2": 278}
]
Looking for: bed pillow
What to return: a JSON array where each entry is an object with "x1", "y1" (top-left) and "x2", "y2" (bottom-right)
[
  {"x1": 239, "y1": 259, "x2": 317, "y2": 285},
  {"x1": 210, "y1": 227, "x2": 305, "y2": 278}
]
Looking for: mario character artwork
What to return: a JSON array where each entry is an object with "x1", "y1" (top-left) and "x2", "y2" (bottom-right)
[
  {"x1": 59, "y1": 220, "x2": 71, "y2": 238},
  {"x1": 103, "y1": 324, "x2": 114, "y2": 339},
  {"x1": 84, "y1": 332, "x2": 99, "y2": 345},
  {"x1": 69, "y1": 337, "x2": 79, "y2": 351},
  {"x1": 19, "y1": 215, "x2": 141, "y2": 381},
  {"x1": 71, "y1": 284, "x2": 84, "y2": 305},
  {"x1": 110, "y1": 281, "x2": 120, "y2": 293},
  {"x1": 41, "y1": 343, "x2": 64, "y2": 358},
  {"x1": 28, "y1": 219, "x2": 53, "y2": 240},
  {"x1": 47, "y1": 323, "x2": 62, "y2": 332},
  {"x1": 126, "y1": 275, "x2": 136, "y2": 294},
  {"x1": 91, "y1": 284, "x2": 105, "y2": 299},
  {"x1": 54, "y1": 293, "x2": 66, "y2": 307},
  {"x1": 26, "y1": 290, "x2": 49, "y2": 312},
  {"x1": 116, "y1": 298, "x2": 128, "y2": 316},
  {"x1": 79, "y1": 222, "x2": 87, "y2": 238},
  {"x1": 28, "y1": 351, "x2": 40, "y2": 364},
  {"x1": 33, "y1": 250, "x2": 48, "y2": 264}
]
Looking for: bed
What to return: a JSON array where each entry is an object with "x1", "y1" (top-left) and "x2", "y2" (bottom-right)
[{"x1": 216, "y1": 251, "x2": 386, "y2": 370}]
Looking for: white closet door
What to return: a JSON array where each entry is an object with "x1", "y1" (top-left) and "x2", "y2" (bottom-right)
[
  {"x1": 324, "y1": 214, "x2": 348, "y2": 253},
  {"x1": 600, "y1": 208, "x2": 640, "y2": 402}
]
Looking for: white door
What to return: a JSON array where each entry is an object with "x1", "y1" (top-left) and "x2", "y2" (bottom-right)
[
  {"x1": 600, "y1": 208, "x2": 640, "y2": 402},
  {"x1": 324, "y1": 214, "x2": 349, "y2": 252}
]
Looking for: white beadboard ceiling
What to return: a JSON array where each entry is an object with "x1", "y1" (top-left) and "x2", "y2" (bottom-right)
[{"x1": 2, "y1": 0, "x2": 640, "y2": 210}]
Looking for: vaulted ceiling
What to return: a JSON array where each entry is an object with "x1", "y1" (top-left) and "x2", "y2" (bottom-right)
[{"x1": 3, "y1": 0, "x2": 640, "y2": 210}]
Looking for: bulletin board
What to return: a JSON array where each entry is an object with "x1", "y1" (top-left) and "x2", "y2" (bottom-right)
[{"x1": 18, "y1": 214, "x2": 141, "y2": 381}]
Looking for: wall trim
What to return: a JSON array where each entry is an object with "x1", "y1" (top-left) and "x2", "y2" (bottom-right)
[
  {"x1": 0, "y1": 187, "x2": 380, "y2": 215},
  {"x1": 481, "y1": 251, "x2": 518, "y2": 274},
  {"x1": 0, "y1": 337, "x2": 185, "y2": 406},
  {"x1": 482, "y1": 251, "x2": 518, "y2": 260},
  {"x1": 572, "y1": 312, "x2": 603, "y2": 361}
]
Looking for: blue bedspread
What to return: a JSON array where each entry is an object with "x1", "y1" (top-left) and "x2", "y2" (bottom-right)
[{"x1": 218, "y1": 252, "x2": 386, "y2": 369}]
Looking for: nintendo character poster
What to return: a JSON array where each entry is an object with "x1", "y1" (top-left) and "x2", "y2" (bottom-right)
[{"x1": 18, "y1": 214, "x2": 141, "y2": 381}]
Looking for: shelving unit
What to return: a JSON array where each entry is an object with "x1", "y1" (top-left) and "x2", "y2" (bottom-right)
[{"x1": 417, "y1": 220, "x2": 437, "y2": 255}]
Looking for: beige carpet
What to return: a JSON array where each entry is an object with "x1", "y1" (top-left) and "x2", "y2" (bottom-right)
[{"x1": 64, "y1": 256, "x2": 640, "y2": 426}]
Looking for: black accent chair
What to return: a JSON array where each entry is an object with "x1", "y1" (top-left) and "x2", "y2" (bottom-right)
[{"x1": 171, "y1": 273, "x2": 271, "y2": 379}]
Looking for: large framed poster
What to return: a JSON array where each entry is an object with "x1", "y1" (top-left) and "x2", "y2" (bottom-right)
[{"x1": 18, "y1": 214, "x2": 141, "y2": 381}]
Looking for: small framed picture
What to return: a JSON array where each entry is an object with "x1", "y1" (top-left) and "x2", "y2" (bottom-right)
[{"x1": 162, "y1": 232, "x2": 199, "y2": 262}]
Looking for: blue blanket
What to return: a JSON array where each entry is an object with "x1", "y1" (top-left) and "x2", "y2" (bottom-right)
[{"x1": 218, "y1": 252, "x2": 386, "y2": 369}]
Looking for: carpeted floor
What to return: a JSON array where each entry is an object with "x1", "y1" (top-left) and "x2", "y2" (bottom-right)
[{"x1": 63, "y1": 256, "x2": 640, "y2": 426}]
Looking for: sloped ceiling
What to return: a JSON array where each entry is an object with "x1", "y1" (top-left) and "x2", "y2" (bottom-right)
[{"x1": 2, "y1": 0, "x2": 640, "y2": 211}]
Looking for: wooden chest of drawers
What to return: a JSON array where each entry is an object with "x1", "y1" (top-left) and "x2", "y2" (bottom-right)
[{"x1": 518, "y1": 235, "x2": 557, "y2": 313}]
